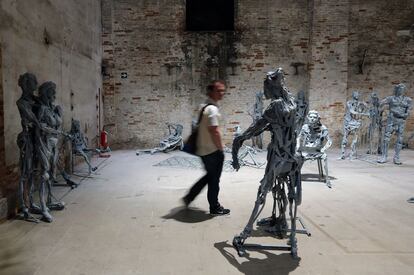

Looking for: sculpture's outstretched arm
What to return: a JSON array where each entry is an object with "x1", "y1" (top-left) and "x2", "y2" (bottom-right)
[{"x1": 232, "y1": 118, "x2": 269, "y2": 170}]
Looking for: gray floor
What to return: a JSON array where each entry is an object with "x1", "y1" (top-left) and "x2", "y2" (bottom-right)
[{"x1": 0, "y1": 149, "x2": 413, "y2": 275}]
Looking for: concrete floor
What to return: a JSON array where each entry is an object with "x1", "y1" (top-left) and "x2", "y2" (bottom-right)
[{"x1": 0, "y1": 149, "x2": 413, "y2": 275}]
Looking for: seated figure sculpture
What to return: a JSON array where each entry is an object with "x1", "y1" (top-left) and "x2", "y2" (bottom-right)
[
  {"x1": 378, "y1": 83, "x2": 412, "y2": 164},
  {"x1": 340, "y1": 91, "x2": 369, "y2": 160},
  {"x1": 69, "y1": 119, "x2": 99, "y2": 174},
  {"x1": 232, "y1": 68, "x2": 302, "y2": 258},
  {"x1": 296, "y1": 110, "x2": 332, "y2": 188},
  {"x1": 136, "y1": 123, "x2": 183, "y2": 155}
]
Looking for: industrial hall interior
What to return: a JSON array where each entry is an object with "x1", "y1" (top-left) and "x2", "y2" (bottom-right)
[{"x1": 0, "y1": 0, "x2": 413, "y2": 274}]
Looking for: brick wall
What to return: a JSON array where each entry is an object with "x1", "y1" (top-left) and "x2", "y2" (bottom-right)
[{"x1": 102, "y1": 0, "x2": 414, "y2": 148}]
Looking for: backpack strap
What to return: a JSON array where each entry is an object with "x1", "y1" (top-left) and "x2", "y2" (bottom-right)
[{"x1": 197, "y1": 103, "x2": 213, "y2": 125}]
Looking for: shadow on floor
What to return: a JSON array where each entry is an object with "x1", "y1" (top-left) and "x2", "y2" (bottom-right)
[
  {"x1": 0, "y1": 235, "x2": 25, "y2": 274},
  {"x1": 162, "y1": 206, "x2": 213, "y2": 223},
  {"x1": 214, "y1": 241, "x2": 300, "y2": 275}
]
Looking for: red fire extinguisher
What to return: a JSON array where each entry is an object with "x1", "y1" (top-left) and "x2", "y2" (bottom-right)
[{"x1": 100, "y1": 130, "x2": 108, "y2": 150}]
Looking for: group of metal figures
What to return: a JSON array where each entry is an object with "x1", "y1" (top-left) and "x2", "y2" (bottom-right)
[
  {"x1": 340, "y1": 85, "x2": 412, "y2": 165},
  {"x1": 229, "y1": 68, "x2": 412, "y2": 259},
  {"x1": 16, "y1": 73, "x2": 97, "y2": 223}
]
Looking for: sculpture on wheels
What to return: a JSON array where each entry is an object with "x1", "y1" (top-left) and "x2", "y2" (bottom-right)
[
  {"x1": 69, "y1": 119, "x2": 99, "y2": 175},
  {"x1": 378, "y1": 83, "x2": 412, "y2": 165},
  {"x1": 36, "y1": 81, "x2": 66, "y2": 222},
  {"x1": 136, "y1": 123, "x2": 184, "y2": 155},
  {"x1": 16, "y1": 73, "x2": 42, "y2": 221},
  {"x1": 294, "y1": 90, "x2": 309, "y2": 134},
  {"x1": 296, "y1": 110, "x2": 332, "y2": 188},
  {"x1": 367, "y1": 92, "x2": 382, "y2": 155},
  {"x1": 232, "y1": 68, "x2": 303, "y2": 258},
  {"x1": 339, "y1": 91, "x2": 369, "y2": 160},
  {"x1": 248, "y1": 92, "x2": 265, "y2": 149}
]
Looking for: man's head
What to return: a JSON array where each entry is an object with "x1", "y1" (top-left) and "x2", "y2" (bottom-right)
[
  {"x1": 18, "y1": 73, "x2": 38, "y2": 95},
  {"x1": 352, "y1": 91, "x2": 360, "y2": 100},
  {"x1": 207, "y1": 80, "x2": 226, "y2": 102},
  {"x1": 38, "y1": 81, "x2": 57, "y2": 104},
  {"x1": 307, "y1": 110, "x2": 320, "y2": 126},
  {"x1": 394, "y1": 83, "x2": 406, "y2": 97}
]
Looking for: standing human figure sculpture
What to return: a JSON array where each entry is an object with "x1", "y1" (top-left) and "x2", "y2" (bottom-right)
[
  {"x1": 378, "y1": 83, "x2": 412, "y2": 164},
  {"x1": 232, "y1": 68, "x2": 302, "y2": 258},
  {"x1": 36, "y1": 81, "x2": 66, "y2": 222},
  {"x1": 295, "y1": 90, "x2": 309, "y2": 134},
  {"x1": 296, "y1": 110, "x2": 332, "y2": 188},
  {"x1": 16, "y1": 73, "x2": 42, "y2": 221},
  {"x1": 367, "y1": 92, "x2": 382, "y2": 154},
  {"x1": 248, "y1": 91, "x2": 264, "y2": 149},
  {"x1": 339, "y1": 91, "x2": 369, "y2": 160}
]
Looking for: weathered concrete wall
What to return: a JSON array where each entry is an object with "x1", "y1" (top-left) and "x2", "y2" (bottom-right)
[
  {"x1": 0, "y1": 0, "x2": 102, "y2": 218},
  {"x1": 102, "y1": 0, "x2": 414, "y2": 148},
  {"x1": 0, "y1": 0, "x2": 103, "y2": 166}
]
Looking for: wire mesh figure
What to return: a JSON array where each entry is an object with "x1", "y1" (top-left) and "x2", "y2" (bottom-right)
[
  {"x1": 35, "y1": 81, "x2": 66, "y2": 222},
  {"x1": 136, "y1": 123, "x2": 184, "y2": 155},
  {"x1": 295, "y1": 90, "x2": 309, "y2": 134},
  {"x1": 366, "y1": 92, "x2": 382, "y2": 154},
  {"x1": 232, "y1": 68, "x2": 303, "y2": 258},
  {"x1": 378, "y1": 83, "x2": 412, "y2": 164},
  {"x1": 16, "y1": 73, "x2": 41, "y2": 221},
  {"x1": 69, "y1": 119, "x2": 99, "y2": 175},
  {"x1": 339, "y1": 91, "x2": 369, "y2": 160},
  {"x1": 248, "y1": 92, "x2": 265, "y2": 149},
  {"x1": 296, "y1": 110, "x2": 332, "y2": 188}
]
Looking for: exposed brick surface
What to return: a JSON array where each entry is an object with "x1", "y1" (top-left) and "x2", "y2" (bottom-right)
[{"x1": 102, "y1": 0, "x2": 414, "y2": 148}]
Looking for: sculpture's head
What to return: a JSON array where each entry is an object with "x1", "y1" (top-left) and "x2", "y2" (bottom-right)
[
  {"x1": 297, "y1": 90, "x2": 305, "y2": 101},
  {"x1": 18, "y1": 73, "x2": 38, "y2": 94},
  {"x1": 352, "y1": 90, "x2": 360, "y2": 100},
  {"x1": 71, "y1": 119, "x2": 81, "y2": 132},
  {"x1": 307, "y1": 110, "x2": 321, "y2": 126},
  {"x1": 370, "y1": 92, "x2": 379, "y2": 104},
  {"x1": 394, "y1": 83, "x2": 406, "y2": 97},
  {"x1": 264, "y1": 68, "x2": 286, "y2": 100},
  {"x1": 38, "y1": 81, "x2": 56, "y2": 105}
]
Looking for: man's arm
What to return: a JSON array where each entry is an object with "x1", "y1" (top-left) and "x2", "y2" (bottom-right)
[{"x1": 208, "y1": 126, "x2": 223, "y2": 151}]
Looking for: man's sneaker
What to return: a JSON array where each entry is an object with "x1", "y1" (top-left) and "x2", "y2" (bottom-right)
[
  {"x1": 181, "y1": 196, "x2": 191, "y2": 208},
  {"x1": 210, "y1": 205, "x2": 230, "y2": 216}
]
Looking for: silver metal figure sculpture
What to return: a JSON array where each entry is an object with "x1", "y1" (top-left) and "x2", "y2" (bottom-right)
[
  {"x1": 36, "y1": 81, "x2": 66, "y2": 222},
  {"x1": 248, "y1": 92, "x2": 265, "y2": 149},
  {"x1": 367, "y1": 92, "x2": 382, "y2": 155},
  {"x1": 296, "y1": 110, "x2": 332, "y2": 188},
  {"x1": 378, "y1": 83, "x2": 412, "y2": 165},
  {"x1": 232, "y1": 68, "x2": 303, "y2": 258},
  {"x1": 16, "y1": 73, "x2": 42, "y2": 221},
  {"x1": 295, "y1": 90, "x2": 309, "y2": 134},
  {"x1": 136, "y1": 123, "x2": 184, "y2": 155},
  {"x1": 69, "y1": 119, "x2": 99, "y2": 175},
  {"x1": 339, "y1": 91, "x2": 369, "y2": 160}
]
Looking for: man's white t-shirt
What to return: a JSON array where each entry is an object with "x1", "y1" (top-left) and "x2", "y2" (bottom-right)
[{"x1": 196, "y1": 100, "x2": 221, "y2": 156}]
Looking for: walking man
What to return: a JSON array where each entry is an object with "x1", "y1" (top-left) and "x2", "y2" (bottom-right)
[{"x1": 183, "y1": 80, "x2": 230, "y2": 215}]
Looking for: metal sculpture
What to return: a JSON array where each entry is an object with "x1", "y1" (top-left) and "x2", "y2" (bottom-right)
[
  {"x1": 36, "y1": 81, "x2": 66, "y2": 222},
  {"x1": 295, "y1": 90, "x2": 309, "y2": 134},
  {"x1": 69, "y1": 119, "x2": 99, "y2": 175},
  {"x1": 136, "y1": 123, "x2": 184, "y2": 155},
  {"x1": 339, "y1": 91, "x2": 369, "y2": 160},
  {"x1": 16, "y1": 73, "x2": 41, "y2": 221},
  {"x1": 378, "y1": 83, "x2": 412, "y2": 164},
  {"x1": 248, "y1": 92, "x2": 265, "y2": 149},
  {"x1": 231, "y1": 68, "x2": 303, "y2": 258},
  {"x1": 367, "y1": 92, "x2": 382, "y2": 155},
  {"x1": 296, "y1": 110, "x2": 332, "y2": 188}
]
